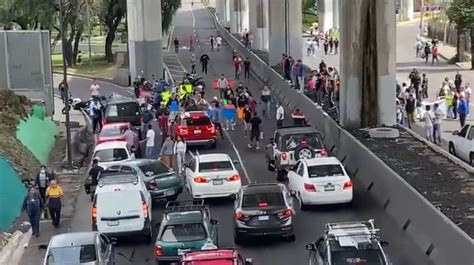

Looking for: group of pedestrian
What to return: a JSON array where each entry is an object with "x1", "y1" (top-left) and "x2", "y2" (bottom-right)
[
  {"x1": 415, "y1": 36, "x2": 439, "y2": 65},
  {"x1": 24, "y1": 165, "x2": 63, "y2": 237},
  {"x1": 281, "y1": 54, "x2": 305, "y2": 92},
  {"x1": 242, "y1": 28, "x2": 254, "y2": 50}
]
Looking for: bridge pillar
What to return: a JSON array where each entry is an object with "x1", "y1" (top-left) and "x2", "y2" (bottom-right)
[
  {"x1": 249, "y1": 0, "x2": 268, "y2": 50},
  {"x1": 215, "y1": 0, "x2": 226, "y2": 22},
  {"x1": 230, "y1": 0, "x2": 245, "y2": 33},
  {"x1": 402, "y1": 0, "x2": 414, "y2": 21},
  {"x1": 333, "y1": 0, "x2": 340, "y2": 29},
  {"x1": 318, "y1": 0, "x2": 333, "y2": 33},
  {"x1": 127, "y1": 0, "x2": 163, "y2": 80}
]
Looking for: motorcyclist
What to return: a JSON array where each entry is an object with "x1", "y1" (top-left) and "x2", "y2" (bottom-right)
[{"x1": 161, "y1": 88, "x2": 172, "y2": 106}]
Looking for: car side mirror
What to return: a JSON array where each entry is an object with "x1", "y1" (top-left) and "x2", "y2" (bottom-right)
[
  {"x1": 38, "y1": 244, "x2": 48, "y2": 251},
  {"x1": 306, "y1": 243, "x2": 316, "y2": 251},
  {"x1": 380, "y1": 240, "x2": 389, "y2": 247},
  {"x1": 289, "y1": 190, "x2": 297, "y2": 197},
  {"x1": 211, "y1": 219, "x2": 219, "y2": 225},
  {"x1": 452, "y1": 130, "x2": 459, "y2": 135},
  {"x1": 244, "y1": 258, "x2": 253, "y2": 265}
]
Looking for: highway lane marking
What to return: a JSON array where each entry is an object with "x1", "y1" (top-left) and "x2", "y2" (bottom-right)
[
  {"x1": 224, "y1": 130, "x2": 251, "y2": 183},
  {"x1": 195, "y1": 149, "x2": 200, "y2": 155},
  {"x1": 166, "y1": 25, "x2": 175, "y2": 53},
  {"x1": 187, "y1": 150, "x2": 195, "y2": 157},
  {"x1": 191, "y1": 1, "x2": 196, "y2": 29}
]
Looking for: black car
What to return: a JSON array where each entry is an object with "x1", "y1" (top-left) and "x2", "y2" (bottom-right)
[
  {"x1": 103, "y1": 98, "x2": 143, "y2": 134},
  {"x1": 233, "y1": 183, "x2": 296, "y2": 244}
]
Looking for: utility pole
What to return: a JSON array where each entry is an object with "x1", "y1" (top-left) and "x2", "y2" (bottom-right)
[
  {"x1": 59, "y1": 0, "x2": 73, "y2": 169},
  {"x1": 87, "y1": 0, "x2": 93, "y2": 72},
  {"x1": 420, "y1": 0, "x2": 424, "y2": 36}
]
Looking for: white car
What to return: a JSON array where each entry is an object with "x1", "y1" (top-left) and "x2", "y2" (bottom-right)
[
  {"x1": 185, "y1": 153, "x2": 242, "y2": 199},
  {"x1": 93, "y1": 141, "x2": 135, "y2": 169},
  {"x1": 448, "y1": 124, "x2": 474, "y2": 166},
  {"x1": 287, "y1": 157, "x2": 353, "y2": 210}
]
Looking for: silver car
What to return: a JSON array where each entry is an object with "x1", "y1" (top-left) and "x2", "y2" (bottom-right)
[{"x1": 41, "y1": 232, "x2": 115, "y2": 265}]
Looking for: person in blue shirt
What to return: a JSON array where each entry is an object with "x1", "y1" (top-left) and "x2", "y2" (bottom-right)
[
  {"x1": 208, "y1": 102, "x2": 224, "y2": 139},
  {"x1": 458, "y1": 94, "x2": 468, "y2": 127},
  {"x1": 222, "y1": 100, "x2": 236, "y2": 131},
  {"x1": 23, "y1": 187, "x2": 43, "y2": 237}
]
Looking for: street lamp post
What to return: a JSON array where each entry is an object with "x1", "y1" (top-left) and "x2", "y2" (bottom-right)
[
  {"x1": 58, "y1": 0, "x2": 73, "y2": 169},
  {"x1": 87, "y1": 0, "x2": 93, "y2": 72},
  {"x1": 420, "y1": 0, "x2": 424, "y2": 36}
]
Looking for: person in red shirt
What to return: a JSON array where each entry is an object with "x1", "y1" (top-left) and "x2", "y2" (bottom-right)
[
  {"x1": 234, "y1": 56, "x2": 242, "y2": 80},
  {"x1": 432, "y1": 45, "x2": 439, "y2": 65},
  {"x1": 189, "y1": 35, "x2": 194, "y2": 51},
  {"x1": 158, "y1": 112, "x2": 169, "y2": 138},
  {"x1": 291, "y1": 108, "x2": 306, "y2": 126}
]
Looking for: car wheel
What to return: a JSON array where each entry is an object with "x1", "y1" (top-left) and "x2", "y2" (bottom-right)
[
  {"x1": 448, "y1": 142, "x2": 456, "y2": 155},
  {"x1": 210, "y1": 142, "x2": 217, "y2": 149},
  {"x1": 284, "y1": 234, "x2": 296, "y2": 242},
  {"x1": 298, "y1": 193, "x2": 309, "y2": 211},
  {"x1": 166, "y1": 194, "x2": 178, "y2": 201},
  {"x1": 267, "y1": 159, "x2": 275, "y2": 171},
  {"x1": 234, "y1": 235, "x2": 243, "y2": 245},
  {"x1": 276, "y1": 169, "x2": 286, "y2": 181},
  {"x1": 145, "y1": 226, "x2": 153, "y2": 244}
]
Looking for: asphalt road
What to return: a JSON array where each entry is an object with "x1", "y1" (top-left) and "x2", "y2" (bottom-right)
[{"x1": 63, "y1": 2, "x2": 434, "y2": 265}]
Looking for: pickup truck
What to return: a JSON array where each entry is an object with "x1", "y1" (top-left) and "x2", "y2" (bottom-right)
[{"x1": 448, "y1": 124, "x2": 474, "y2": 165}]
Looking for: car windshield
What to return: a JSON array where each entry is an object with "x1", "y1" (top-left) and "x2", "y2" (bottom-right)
[
  {"x1": 138, "y1": 161, "x2": 170, "y2": 177},
  {"x1": 331, "y1": 248, "x2": 386, "y2": 265},
  {"x1": 199, "y1": 161, "x2": 233, "y2": 172},
  {"x1": 183, "y1": 116, "x2": 211, "y2": 126},
  {"x1": 94, "y1": 148, "x2": 128, "y2": 163},
  {"x1": 160, "y1": 223, "x2": 207, "y2": 242},
  {"x1": 242, "y1": 192, "x2": 284, "y2": 208},
  {"x1": 307, "y1": 164, "x2": 344, "y2": 178},
  {"x1": 105, "y1": 102, "x2": 140, "y2": 117},
  {"x1": 46, "y1": 245, "x2": 96, "y2": 265},
  {"x1": 100, "y1": 126, "x2": 122, "y2": 137},
  {"x1": 281, "y1": 133, "x2": 323, "y2": 151}
]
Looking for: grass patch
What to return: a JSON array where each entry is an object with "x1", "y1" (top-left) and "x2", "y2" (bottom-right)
[
  {"x1": 51, "y1": 53, "x2": 120, "y2": 79},
  {"x1": 303, "y1": 13, "x2": 317, "y2": 30}
]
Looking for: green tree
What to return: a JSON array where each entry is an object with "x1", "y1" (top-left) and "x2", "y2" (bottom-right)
[
  {"x1": 0, "y1": 0, "x2": 56, "y2": 30},
  {"x1": 446, "y1": 0, "x2": 474, "y2": 69},
  {"x1": 162, "y1": 0, "x2": 182, "y2": 34},
  {"x1": 100, "y1": 0, "x2": 126, "y2": 63}
]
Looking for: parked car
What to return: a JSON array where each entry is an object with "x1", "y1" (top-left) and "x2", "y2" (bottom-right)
[
  {"x1": 287, "y1": 157, "x2": 353, "y2": 210},
  {"x1": 265, "y1": 125, "x2": 327, "y2": 180},
  {"x1": 103, "y1": 98, "x2": 143, "y2": 134},
  {"x1": 306, "y1": 220, "x2": 391, "y2": 265},
  {"x1": 98, "y1": 122, "x2": 139, "y2": 147},
  {"x1": 171, "y1": 111, "x2": 217, "y2": 148},
  {"x1": 448, "y1": 124, "x2": 474, "y2": 165},
  {"x1": 155, "y1": 200, "x2": 219, "y2": 264},
  {"x1": 233, "y1": 183, "x2": 295, "y2": 245},
  {"x1": 39, "y1": 232, "x2": 115, "y2": 265},
  {"x1": 93, "y1": 141, "x2": 135, "y2": 169},
  {"x1": 185, "y1": 153, "x2": 241, "y2": 199},
  {"x1": 180, "y1": 248, "x2": 253, "y2": 265}
]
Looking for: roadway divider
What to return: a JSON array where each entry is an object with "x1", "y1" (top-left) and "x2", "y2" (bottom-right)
[{"x1": 206, "y1": 9, "x2": 474, "y2": 265}]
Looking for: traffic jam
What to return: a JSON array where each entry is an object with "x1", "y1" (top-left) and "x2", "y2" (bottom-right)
[{"x1": 42, "y1": 73, "x2": 392, "y2": 265}]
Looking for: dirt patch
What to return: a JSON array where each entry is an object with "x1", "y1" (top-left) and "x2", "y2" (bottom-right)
[
  {"x1": 0, "y1": 90, "x2": 41, "y2": 181},
  {"x1": 351, "y1": 128, "x2": 474, "y2": 238}
]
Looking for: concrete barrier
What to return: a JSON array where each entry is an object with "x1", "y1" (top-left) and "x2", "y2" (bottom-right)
[
  {"x1": 208, "y1": 10, "x2": 474, "y2": 265},
  {"x1": 0, "y1": 230, "x2": 26, "y2": 265}
]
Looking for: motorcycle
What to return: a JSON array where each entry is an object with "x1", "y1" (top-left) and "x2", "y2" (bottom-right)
[
  {"x1": 61, "y1": 94, "x2": 108, "y2": 114},
  {"x1": 183, "y1": 73, "x2": 206, "y2": 89}
]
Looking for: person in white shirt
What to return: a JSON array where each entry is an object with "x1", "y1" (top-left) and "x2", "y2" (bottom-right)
[
  {"x1": 464, "y1": 83, "x2": 471, "y2": 115},
  {"x1": 216, "y1": 36, "x2": 222, "y2": 51},
  {"x1": 217, "y1": 74, "x2": 228, "y2": 99},
  {"x1": 174, "y1": 136, "x2": 187, "y2": 175},
  {"x1": 90, "y1": 78, "x2": 100, "y2": 98},
  {"x1": 432, "y1": 103, "x2": 444, "y2": 145},
  {"x1": 306, "y1": 39, "x2": 312, "y2": 56},
  {"x1": 276, "y1": 102, "x2": 284, "y2": 128},
  {"x1": 141, "y1": 124, "x2": 155, "y2": 159},
  {"x1": 422, "y1": 105, "x2": 434, "y2": 142},
  {"x1": 122, "y1": 126, "x2": 137, "y2": 152},
  {"x1": 311, "y1": 39, "x2": 318, "y2": 55},
  {"x1": 89, "y1": 99, "x2": 102, "y2": 133}
]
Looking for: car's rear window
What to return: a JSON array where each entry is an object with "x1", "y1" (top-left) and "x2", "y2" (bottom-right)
[
  {"x1": 199, "y1": 161, "x2": 233, "y2": 172},
  {"x1": 160, "y1": 223, "x2": 207, "y2": 242},
  {"x1": 185, "y1": 260, "x2": 234, "y2": 265},
  {"x1": 46, "y1": 245, "x2": 96, "y2": 265},
  {"x1": 281, "y1": 133, "x2": 323, "y2": 151},
  {"x1": 138, "y1": 161, "x2": 170, "y2": 177},
  {"x1": 331, "y1": 249, "x2": 386, "y2": 265},
  {"x1": 105, "y1": 102, "x2": 140, "y2": 117},
  {"x1": 242, "y1": 192, "x2": 284, "y2": 208},
  {"x1": 307, "y1": 164, "x2": 344, "y2": 178},
  {"x1": 183, "y1": 116, "x2": 211, "y2": 126},
  {"x1": 97, "y1": 191, "x2": 142, "y2": 212},
  {"x1": 100, "y1": 126, "x2": 122, "y2": 137},
  {"x1": 94, "y1": 148, "x2": 128, "y2": 163}
]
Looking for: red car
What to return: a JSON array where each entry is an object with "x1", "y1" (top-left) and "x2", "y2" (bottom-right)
[
  {"x1": 172, "y1": 111, "x2": 217, "y2": 149},
  {"x1": 98, "y1": 122, "x2": 139, "y2": 148},
  {"x1": 180, "y1": 249, "x2": 253, "y2": 265}
]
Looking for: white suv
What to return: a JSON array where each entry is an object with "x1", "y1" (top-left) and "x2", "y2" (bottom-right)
[{"x1": 92, "y1": 172, "x2": 153, "y2": 242}]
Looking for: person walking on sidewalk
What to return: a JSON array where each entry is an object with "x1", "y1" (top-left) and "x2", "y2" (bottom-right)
[
  {"x1": 433, "y1": 103, "x2": 444, "y2": 145},
  {"x1": 174, "y1": 137, "x2": 186, "y2": 175},
  {"x1": 190, "y1": 54, "x2": 197, "y2": 74},
  {"x1": 23, "y1": 187, "x2": 43, "y2": 237},
  {"x1": 160, "y1": 136, "x2": 175, "y2": 169},
  {"x1": 243, "y1": 58, "x2": 251, "y2": 79},
  {"x1": 45, "y1": 179, "x2": 63, "y2": 228},
  {"x1": 260, "y1": 85, "x2": 272, "y2": 119},
  {"x1": 422, "y1": 105, "x2": 434, "y2": 142},
  {"x1": 35, "y1": 165, "x2": 54, "y2": 219},
  {"x1": 248, "y1": 112, "x2": 262, "y2": 150},
  {"x1": 405, "y1": 94, "x2": 416, "y2": 128},
  {"x1": 200, "y1": 53, "x2": 210, "y2": 75},
  {"x1": 174, "y1": 37, "x2": 180, "y2": 53},
  {"x1": 276, "y1": 102, "x2": 285, "y2": 128},
  {"x1": 458, "y1": 94, "x2": 468, "y2": 128}
]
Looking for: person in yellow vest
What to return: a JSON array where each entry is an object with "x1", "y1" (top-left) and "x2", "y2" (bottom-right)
[
  {"x1": 185, "y1": 82, "x2": 193, "y2": 96},
  {"x1": 178, "y1": 83, "x2": 187, "y2": 101},
  {"x1": 161, "y1": 89, "x2": 172, "y2": 105},
  {"x1": 45, "y1": 179, "x2": 63, "y2": 228},
  {"x1": 445, "y1": 89, "x2": 454, "y2": 118}
]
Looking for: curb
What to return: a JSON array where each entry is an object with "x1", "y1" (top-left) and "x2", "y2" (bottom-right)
[
  {"x1": 0, "y1": 230, "x2": 29, "y2": 265},
  {"x1": 400, "y1": 124, "x2": 474, "y2": 173},
  {"x1": 53, "y1": 70, "x2": 116, "y2": 84}
]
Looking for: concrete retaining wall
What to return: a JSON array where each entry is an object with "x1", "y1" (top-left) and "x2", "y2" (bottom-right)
[{"x1": 209, "y1": 11, "x2": 474, "y2": 265}]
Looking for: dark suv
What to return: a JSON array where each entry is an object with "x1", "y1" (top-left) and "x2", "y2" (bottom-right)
[
  {"x1": 265, "y1": 125, "x2": 327, "y2": 180},
  {"x1": 233, "y1": 183, "x2": 295, "y2": 245},
  {"x1": 103, "y1": 98, "x2": 143, "y2": 133}
]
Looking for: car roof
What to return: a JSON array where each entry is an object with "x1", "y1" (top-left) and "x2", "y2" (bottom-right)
[
  {"x1": 96, "y1": 181, "x2": 143, "y2": 193},
  {"x1": 94, "y1": 141, "x2": 128, "y2": 150},
  {"x1": 165, "y1": 211, "x2": 205, "y2": 224},
  {"x1": 196, "y1": 153, "x2": 231, "y2": 163},
  {"x1": 183, "y1": 249, "x2": 238, "y2": 261},
  {"x1": 107, "y1": 98, "x2": 140, "y2": 104},
  {"x1": 276, "y1": 125, "x2": 321, "y2": 135},
  {"x1": 102, "y1": 122, "x2": 130, "y2": 129},
  {"x1": 304, "y1": 157, "x2": 342, "y2": 166},
  {"x1": 49, "y1": 232, "x2": 98, "y2": 248},
  {"x1": 181, "y1": 111, "x2": 209, "y2": 119},
  {"x1": 243, "y1": 183, "x2": 284, "y2": 194},
  {"x1": 122, "y1": 159, "x2": 160, "y2": 166}
]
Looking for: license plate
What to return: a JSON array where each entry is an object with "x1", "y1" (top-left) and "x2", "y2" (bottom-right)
[
  {"x1": 213, "y1": 179, "x2": 223, "y2": 185},
  {"x1": 166, "y1": 190, "x2": 175, "y2": 196},
  {"x1": 324, "y1": 185, "x2": 335, "y2": 191},
  {"x1": 178, "y1": 248, "x2": 190, "y2": 255},
  {"x1": 194, "y1": 130, "x2": 201, "y2": 134},
  {"x1": 107, "y1": 220, "x2": 119, "y2": 226},
  {"x1": 258, "y1": 215, "x2": 269, "y2": 221}
]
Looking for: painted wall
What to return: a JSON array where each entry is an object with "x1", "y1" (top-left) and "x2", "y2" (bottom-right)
[{"x1": 0, "y1": 158, "x2": 27, "y2": 231}]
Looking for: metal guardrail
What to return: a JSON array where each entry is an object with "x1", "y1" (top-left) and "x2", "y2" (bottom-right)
[{"x1": 207, "y1": 10, "x2": 474, "y2": 265}]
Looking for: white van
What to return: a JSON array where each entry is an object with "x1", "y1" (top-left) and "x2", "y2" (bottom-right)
[
  {"x1": 93, "y1": 141, "x2": 135, "y2": 169},
  {"x1": 92, "y1": 174, "x2": 153, "y2": 242}
]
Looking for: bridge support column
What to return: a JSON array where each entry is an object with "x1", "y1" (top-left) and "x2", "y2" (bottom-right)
[
  {"x1": 402, "y1": 0, "x2": 414, "y2": 21},
  {"x1": 268, "y1": 0, "x2": 302, "y2": 66},
  {"x1": 249, "y1": 0, "x2": 268, "y2": 50},
  {"x1": 230, "y1": 0, "x2": 244, "y2": 33},
  {"x1": 333, "y1": 0, "x2": 339, "y2": 29},
  {"x1": 318, "y1": 0, "x2": 333, "y2": 33},
  {"x1": 215, "y1": 0, "x2": 225, "y2": 22},
  {"x1": 127, "y1": 0, "x2": 163, "y2": 80}
]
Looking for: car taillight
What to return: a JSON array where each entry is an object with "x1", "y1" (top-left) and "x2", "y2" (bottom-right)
[
  {"x1": 142, "y1": 201, "x2": 149, "y2": 219},
  {"x1": 235, "y1": 211, "x2": 249, "y2": 221},
  {"x1": 319, "y1": 148, "x2": 328, "y2": 157},
  {"x1": 91, "y1": 204, "x2": 97, "y2": 225},
  {"x1": 228, "y1": 174, "x2": 240, "y2": 181},
  {"x1": 343, "y1": 180, "x2": 353, "y2": 190},
  {"x1": 154, "y1": 245, "x2": 163, "y2": 257},
  {"x1": 304, "y1": 183, "x2": 316, "y2": 192},
  {"x1": 258, "y1": 202, "x2": 268, "y2": 208},
  {"x1": 280, "y1": 152, "x2": 288, "y2": 160},
  {"x1": 148, "y1": 180, "x2": 157, "y2": 190},
  {"x1": 193, "y1": 176, "x2": 209, "y2": 183},
  {"x1": 207, "y1": 125, "x2": 216, "y2": 134},
  {"x1": 277, "y1": 209, "x2": 293, "y2": 219},
  {"x1": 178, "y1": 126, "x2": 189, "y2": 135}
]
